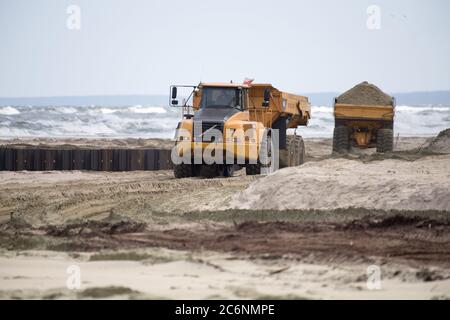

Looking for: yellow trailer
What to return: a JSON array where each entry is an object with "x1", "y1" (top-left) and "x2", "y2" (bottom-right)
[{"x1": 333, "y1": 83, "x2": 395, "y2": 153}]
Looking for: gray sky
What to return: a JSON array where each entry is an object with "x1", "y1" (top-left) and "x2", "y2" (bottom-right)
[{"x1": 0, "y1": 0, "x2": 449, "y2": 97}]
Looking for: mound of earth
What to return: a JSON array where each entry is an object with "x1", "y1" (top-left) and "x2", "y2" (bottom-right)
[
  {"x1": 227, "y1": 155, "x2": 450, "y2": 211},
  {"x1": 424, "y1": 128, "x2": 450, "y2": 154},
  {"x1": 336, "y1": 81, "x2": 393, "y2": 106}
]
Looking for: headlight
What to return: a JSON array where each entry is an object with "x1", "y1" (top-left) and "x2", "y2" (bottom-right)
[
  {"x1": 225, "y1": 129, "x2": 236, "y2": 143},
  {"x1": 177, "y1": 136, "x2": 190, "y2": 142}
]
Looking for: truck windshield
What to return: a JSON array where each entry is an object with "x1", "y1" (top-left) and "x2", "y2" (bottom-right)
[{"x1": 200, "y1": 87, "x2": 242, "y2": 110}]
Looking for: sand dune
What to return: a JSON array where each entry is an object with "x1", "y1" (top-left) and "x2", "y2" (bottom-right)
[{"x1": 228, "y1": 155, "x2": 450, "y2": 211}]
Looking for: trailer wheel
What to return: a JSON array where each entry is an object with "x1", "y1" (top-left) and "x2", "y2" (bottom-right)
[
  {"x1": 222, "y1": 165, "x2": 236, "y2": 177},
  {"x1": 332, "y1": 126, "x2": 350, "y2": 154},
  {"x1": 280, "y1": 135, "x2": 305, "y2": 168},
  {"x1": 245, "y1": 164, "x2": 261, "y2": 175},
  {"x1": 376, "y1": 129, "x2": 393, "y2": 153},
  {"x1": 173, "y1": 164, "x2": 193, "y2": 178},
  {"x1": 246, "y1": 131, "x2": 275, "y2": 176},
  {"x1": 297, "y1": 136, "x2": 305, "y2": 165},
  {"x1": 199, "y1": 164, "x2": 219, "y2": 178}
]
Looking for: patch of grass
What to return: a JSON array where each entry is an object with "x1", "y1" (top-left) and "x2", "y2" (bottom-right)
[
  {"x1": 255, "y1": 294, "x2": 310, "y2": 300},
  {"x1": 179, "y1": 208, "x2": 450, "y2": 224},
  {"x1": 335, "y1": 149, "x2": 443, "y2": 163},
  {"x1": 229, "y1": 286, "x2": 310, "y2": 300},
  {"x1": 0, "y1": 234, "x2": 50, "y2": 251},
  {"x1": 89, "y1": 250, "x2": 177, "y2": 264},
  {"x1": 78, "y1": 286, "x2": 137, "y2": 299},
  {"x1": 0, "y1": 232, "x2": 101, "y2": 252},
  {"x1": 47, "y1": 240, "x2": 98, "y2": 252},
  {"x1": 90, "y1": 251, "x2": 151, "y2": 261},
  {"x1": 42, "y1": 292, "x2": 65, "y2": 300}
]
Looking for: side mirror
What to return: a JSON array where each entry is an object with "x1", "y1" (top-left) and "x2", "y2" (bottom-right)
[
  {"x1": 171, "y1": 87, "x2": 178, "y2": 99},
  {"x1": 171, "y1": 87, "x2": 178, "y2": 106},
  {"x1": 236, "y1": 90, "x2": 242, "y2": 107},
  {"x1": 262, "y1": 88, "x2": 270, "y2": 107}
]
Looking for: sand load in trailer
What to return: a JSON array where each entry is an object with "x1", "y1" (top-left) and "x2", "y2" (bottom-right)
[{"x1": 333, "y1": 81, "x2": 395, "y2": 153}]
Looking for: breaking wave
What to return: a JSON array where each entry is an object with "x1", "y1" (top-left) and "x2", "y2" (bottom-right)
[
  {"x1": 0, "y1": 106, "x2": 20, "y2": 115},
  {"x1": 297, "y1": 105, "x2": 450, "y2": 138},
  {"x1": 0, "y1": 104, "x2": 449, "y2": 139}
]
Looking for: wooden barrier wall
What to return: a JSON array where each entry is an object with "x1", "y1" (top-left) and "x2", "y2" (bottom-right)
[{"x1": 0, "y1": 148, "x2": 173, "y2": 171}]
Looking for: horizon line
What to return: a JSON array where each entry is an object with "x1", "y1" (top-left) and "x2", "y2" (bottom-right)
[{"x1": 1, "y1": 90, "x2": 450, "y2": 99}]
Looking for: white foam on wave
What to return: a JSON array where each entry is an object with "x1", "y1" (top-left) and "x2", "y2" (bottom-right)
[
  {"x1": 0, "y1": 106, "x2": 20, "y2": 115},
  {"x1": 0, "y1": 104, "x2": 448, "y2": 139},
  {"x1": 58, "y1": 107, "x2": 78, "y2": 114},
  {"x1": 311, "y1": 106, "x2": 333, "y2": 113},
  {"x1": 99, "y1": 108, "x2": 118, "y2": 114},
  {"x1": 396, "y1": 105, "x2": 450, "y2": 113},
  {"x1": 128, "y1": 105, "x2": 167, "y2": 114}
]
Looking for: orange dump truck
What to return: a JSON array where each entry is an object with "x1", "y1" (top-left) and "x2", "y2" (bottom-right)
[{"x1": 170, "y1": 82, "x2": 311, "y2": 178}]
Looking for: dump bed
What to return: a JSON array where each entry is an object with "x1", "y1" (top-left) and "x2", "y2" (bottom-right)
[
  {"x1": 334, "y1": 103, "x2": 394, "y2": 121},
  {"x1": 248, "y1": 84, "x2": 311, "y2": 128}
]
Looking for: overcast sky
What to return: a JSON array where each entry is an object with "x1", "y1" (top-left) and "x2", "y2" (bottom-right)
[{"x1": 0, "y1": 0, "x2": 449, "y2": 97}]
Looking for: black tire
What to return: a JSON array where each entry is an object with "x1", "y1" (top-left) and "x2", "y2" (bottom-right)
[
  {"x1": 173, "y1": 164, "x2": 193, "y2": 178},
  {"x1": 245, "y1": 164, "x2": 261, "y2": 175},
  {"x1": 223, "y1": 165, "x2": 236, "y2": 177},
  {"x1": 260, "y1": 131, "x2": 277, "y2": 175},
  {"x1": 376, "y1": 129, "x2": 393, "y2": 153},
  {"x1": 199, "y1": 164, "x2": 218, "y2": 178},
  {"x1": 332, "y1": 126, "x2": 350, "y2": 154},
  {"x1": 297, "y1": 136, "x2": 305, "y2": 165},
  {"x1": 279, "y1": 135, "x2": 305, "y2": 168},
  {"x1": 246, "y1": 130, "x2": 275, "y2": 176}
]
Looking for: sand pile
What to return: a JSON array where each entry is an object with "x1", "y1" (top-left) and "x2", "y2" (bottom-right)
[
  {"x1": 227, "y1": 155, "x2": 450, "y2": 211},
  {"x1": 424, "y1": 128, "x2": 450, "y2": 154},
  {"x1": 336, "y1": 81, "x2": 393, "y2": 106}
]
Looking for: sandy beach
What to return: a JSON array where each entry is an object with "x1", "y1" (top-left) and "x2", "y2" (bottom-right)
[
  {"x1": 2, "y1": 0, "x2": 450, "y2": 305},
  {"x1": 0, "y1": 136, "x2": 449, "y2": 299}
]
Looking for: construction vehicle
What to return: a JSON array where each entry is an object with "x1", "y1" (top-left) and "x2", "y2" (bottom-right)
[
  {"x1": 170, "y1": 81, "x2": 311, "y2": 178},
  {"x1": 332, "y1": 82, "x2": 395, "y2": 153}
]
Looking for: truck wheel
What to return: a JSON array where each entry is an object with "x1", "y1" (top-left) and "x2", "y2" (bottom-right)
[
  {"x1": 332, "y1": 126, "x2": 350, "y2": 154},
  {"x1": 245, "y1": 164, "x2": 261, "y2": 175},
  {"x1": 376, "y1": 129, "x2": 393, "y2": 153},
  {"x1": 246, "y1": 131, "x2": 273, "y2": 176},
  {"x1": 173, "y1": 164, "x2": 193, "y2": 178},
  {"x1": 260, "y1": 132, "x2": 276, "y2": 175},
  {"x1": 280, "y1": 135, "x2": 305, "y2": 168},
  {"x1": 199, "y1": 164, "x2": 218, "y2": 178},
  {"x1": 222, "y1": 164, "x2": 236, "y2": 178},
  {"x1": 297, "y1": 136, "x2": 305, "y2": 165}
]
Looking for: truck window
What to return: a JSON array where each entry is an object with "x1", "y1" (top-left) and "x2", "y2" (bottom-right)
[{"x1": 200, "y1": 87, "x2": 242, "y2": 110}]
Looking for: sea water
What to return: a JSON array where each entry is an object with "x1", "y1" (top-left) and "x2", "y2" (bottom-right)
[{"x1": 0, "y1": 105, "x2": 449, "y2": 139}]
